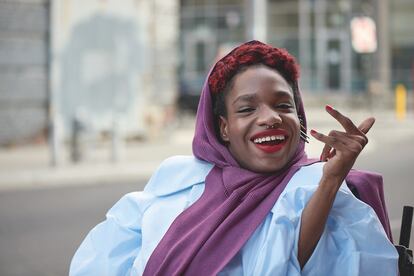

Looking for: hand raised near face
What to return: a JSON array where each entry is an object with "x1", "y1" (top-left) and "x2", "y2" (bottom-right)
[{"x1": 310, "y1": 105, "x2": 375, "y2": 184}]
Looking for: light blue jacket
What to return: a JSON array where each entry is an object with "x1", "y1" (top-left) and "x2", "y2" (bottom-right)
[{"x1": 70, "y1": 155, "x2": 398, "y2": 276}]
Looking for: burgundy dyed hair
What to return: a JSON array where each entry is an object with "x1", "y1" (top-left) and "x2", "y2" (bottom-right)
[{"x1": 208, "y1": 40, "x2": 301, "y2": 118}]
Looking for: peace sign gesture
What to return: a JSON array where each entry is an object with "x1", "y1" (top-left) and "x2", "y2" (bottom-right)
[{"x1": 310, "y1": 105, "x2": 375, "y2": 184}]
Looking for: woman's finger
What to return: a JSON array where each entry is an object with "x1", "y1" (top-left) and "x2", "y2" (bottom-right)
[
  {"x1": 312, "y1": 130, "x2": 367, "y2": 161},
  {"x1": 331, "y1": 130, "x2": 368, "y2": 146},
  {"x1": 310, "y1": 129, "x2": 349, "y2": 152},
  {"x1": 325, "y1": 105, "x2": 360, "y2": 134},
  {"x1": 320, "y1": 144, "x2": 332, "y2": 161},
  {"x1": 320, "y1": 130, "x2": 336, "y2": 160},
  {"x1": 357, "y1": 117, "x2": 376, "y2": 135},
  {"x1": 319, "y1": 130, "x2": 367, "y2": 160},
  {"x1": 326, "y1": 148, "x2": 336, "y2": 160}
]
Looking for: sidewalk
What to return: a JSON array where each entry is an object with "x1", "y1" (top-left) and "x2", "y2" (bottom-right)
[
  {"x1": 0, "y1": 107, "x2": 412, "y2": 191},
  {"x1": 0, "y1": 114, "x2": 195, "y2": 191}
]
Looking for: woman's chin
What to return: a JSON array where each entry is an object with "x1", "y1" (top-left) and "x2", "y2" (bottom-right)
[
  {"x1": 242, "y1": 160, "x2": 287, "y2": 174},
  {"x1": 230, "y1": 144, "x2": 293, "y2": 174}
]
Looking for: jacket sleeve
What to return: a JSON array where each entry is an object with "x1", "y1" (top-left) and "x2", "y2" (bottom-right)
[
  {"x1": 291, "y1": 184, "x2": 399, "y2": 276},
  {"x1": 69, "y1": 192, "x2": 150, "y2": 276}
]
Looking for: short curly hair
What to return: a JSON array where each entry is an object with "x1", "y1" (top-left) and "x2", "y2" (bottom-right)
[{"x1": 208, "y1": 40, "x2": 300, "y2": 119}]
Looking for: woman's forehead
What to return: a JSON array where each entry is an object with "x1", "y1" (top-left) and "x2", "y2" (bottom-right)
[{"x1": 230, "y1": 66, "x2": 293, "y2": 96}]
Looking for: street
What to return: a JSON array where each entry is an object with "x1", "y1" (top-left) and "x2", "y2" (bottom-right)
[
  {"x1": 0, "y1": 117, "x2": 413, "y2": 276},
  {"x1": 0, "y1": 181, "x2": 143, "y2": 276}
]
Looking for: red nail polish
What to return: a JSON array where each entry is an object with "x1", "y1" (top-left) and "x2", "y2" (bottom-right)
[
  {"x1": 326, "y1": 105, "x2": 334, "y2": 111},
  {"x1": 310, "y1": 129, "x2": 317, "y2": 135}
]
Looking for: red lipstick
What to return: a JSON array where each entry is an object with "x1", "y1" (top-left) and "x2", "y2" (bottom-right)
[
  {"x1": 251, "y1": 129, "x2": 288, "y2": 154},
  {"x1": 251, "y1": 129, "x2": 288, "y2": 141}
]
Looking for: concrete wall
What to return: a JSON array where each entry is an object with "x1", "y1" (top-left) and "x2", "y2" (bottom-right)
[
  {"x1": 0, "y1": 0, "x2": 49, "y2": 145},
  {"x1": 50, "y1": 0, "x2": 150, "y2": 136},
  {"x1": 50, "y1": 0, "x2": 179, "y2": 138}
]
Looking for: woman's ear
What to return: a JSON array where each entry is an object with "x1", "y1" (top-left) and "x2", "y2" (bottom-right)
[{"x1": 219, "y1": 116, "x2": 230, "y2": 142}]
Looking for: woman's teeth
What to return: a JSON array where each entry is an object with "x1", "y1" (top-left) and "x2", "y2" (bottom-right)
[{"x1": 253, "y1": 135, "x2": 285, "y2": 144}]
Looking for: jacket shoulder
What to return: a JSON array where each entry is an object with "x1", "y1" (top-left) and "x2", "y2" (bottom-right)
[{"x1": 143, "y1": 155, "x2": 213, "y2": 196}]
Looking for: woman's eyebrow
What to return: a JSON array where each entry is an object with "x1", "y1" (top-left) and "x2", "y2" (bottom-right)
[
  {"x1": 232, "y1": 90, "x2": 294, "y2": 105},
  {"x1": 273, "y1": 90, "x2": 294, "y2": 98},
  {"x1": 232, "y1": 94, "x2": 256, "y2": 105}
]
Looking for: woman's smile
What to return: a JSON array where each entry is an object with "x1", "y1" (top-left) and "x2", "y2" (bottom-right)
[{"x1": 250, "y1": 129, "x2": 289, "y2": 153}]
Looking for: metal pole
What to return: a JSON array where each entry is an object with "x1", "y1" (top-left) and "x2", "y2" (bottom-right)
[
  {"x1": 247, "y1": 0, "x2": 267, "y2": 42},
  {"x1": 111, "y1": 116, "x2": 124, "y2": 163},
  {"x1": 48, "y1": 0, "x2": 62, "y2": 166},
  {"x1": 70, "y1": 117, "x2": 82, "y2": 163},
  {"x1": 299, "y1": 0, "x2": 311, "y2": 91},
  {"x1": 342, "y1": 30, "x2": 352, "y2": 94},
  {"x1": 315, "y1": 0, "x2": 327, "y2": 92},
  {"x1": 377, "y1": 0, "x2": 390, "y2": 97}
]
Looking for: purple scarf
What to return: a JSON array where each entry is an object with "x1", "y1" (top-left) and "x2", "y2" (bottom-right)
[
  {"x1": 346, "y1": 169, "x2": 393, "y2": 241},
  {"x1": 143, "y1": 44, "x2": 392, "y2": 276}
]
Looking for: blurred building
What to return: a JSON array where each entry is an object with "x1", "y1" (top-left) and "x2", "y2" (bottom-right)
[
  {"x1": 179, "y1": 0, "x2": 414, "y2": 109},
  {"x1": 0, "y1": 0, "x2": 49, "y2": 145},
  {"x1": 0, "y1": 0, "x2": 179, "y2": 146},
  {"x1": 1, "y1": 0, "x2": 413, "y2": 145}
]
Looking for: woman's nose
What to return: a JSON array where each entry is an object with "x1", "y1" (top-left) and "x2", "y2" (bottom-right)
[{"x1": 256, "y1": 107, "x2": 282, "y2": 127}]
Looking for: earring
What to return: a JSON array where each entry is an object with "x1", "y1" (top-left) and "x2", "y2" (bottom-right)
[
  {"x1": 221, "y1": 132, "x2": 229, "y2": 142},
  {"x1": 299, "y1": 116, "x2": 309, "y2": 143}
]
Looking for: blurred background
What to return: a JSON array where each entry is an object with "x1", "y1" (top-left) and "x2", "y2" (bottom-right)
[{"x1": 0, "y1": 0, "x2": 413, "y2": 275}]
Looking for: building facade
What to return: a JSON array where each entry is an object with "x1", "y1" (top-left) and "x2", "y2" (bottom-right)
[
  {"x1": 179, "y1": 0, "x2": 414, "y2": 108},
  {"x1": 0, "y1": 0, "x2": 49, "y2": 145},
  {"x1": 0, "y1": 0, "x2": 179, "y2": 146}
]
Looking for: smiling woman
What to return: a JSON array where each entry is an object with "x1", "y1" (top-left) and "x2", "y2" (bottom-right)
[{"x1": 70, "y1": 41, "x2": 398, "y2": 276}]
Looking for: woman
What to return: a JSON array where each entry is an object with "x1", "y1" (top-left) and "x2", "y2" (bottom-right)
[{"x1": 70, "y1": 41, "x2": 398, "y2": 275}]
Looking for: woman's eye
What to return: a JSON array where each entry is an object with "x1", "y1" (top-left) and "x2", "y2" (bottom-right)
[
  {"x1": 276, "y1": 103, "x2": 293, "y2": 109},
  {"x1": 237, "y1": 107, "x2": 255, "y2": 113}
]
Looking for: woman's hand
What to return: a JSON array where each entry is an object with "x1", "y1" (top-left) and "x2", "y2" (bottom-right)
[
  {"x1": 310, "y1": 105, "x2": 375, "y2": 185},
  {"x1": 298, "y1": 105, "x2": 375, "y2": 269}
]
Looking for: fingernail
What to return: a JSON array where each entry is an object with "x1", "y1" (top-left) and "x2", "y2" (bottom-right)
[
  {"x1": 326, "y1": 105, "x2": 334, "y2": 111},
  {"x1": 319, "y1": 154, "x2": 323, "y2": 161},
  {"x1": 310, "y1": 129, "x2": 317, "y2": 135}
]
